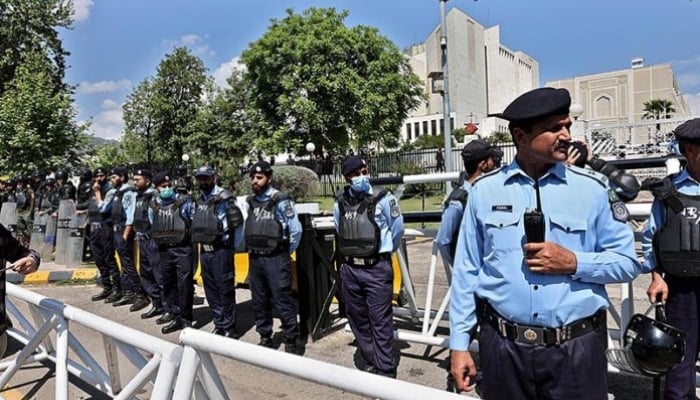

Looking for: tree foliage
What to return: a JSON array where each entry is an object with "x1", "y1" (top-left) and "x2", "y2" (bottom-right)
[
  {"x1": 122, "y1": 77, "x2": 159, "y2": 165},
  {"x1": 240, "y1": 7, "x2": 424, "y2": 155},
  {"x1": 642, "y1": 99, "x2": 675, "y2": 120}
]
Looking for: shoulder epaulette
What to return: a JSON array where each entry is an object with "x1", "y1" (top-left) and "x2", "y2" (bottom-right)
[
  {"x1": 471, "y1": 166, "x2": 503, "y2": 185},
  {"x1": 566, "y1": 165, "x2": 608, "y2": 188}
]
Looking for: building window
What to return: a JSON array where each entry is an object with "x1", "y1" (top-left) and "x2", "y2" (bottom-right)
[
  {"x1": 406, "y1": 123, "x2": 412, "y2": 141},
  {"x1": 433, "y1": 120, "x2": 438, "y2": 135},
  {"x1": 414, "y1": 122, "x2": 420, "y2": 137},
  {"x1": 423, "y1": 121, "x2": 428, "y2": 137},
  {"x1": 450, "y1": 117, "x2": 455, "y2": 131}
]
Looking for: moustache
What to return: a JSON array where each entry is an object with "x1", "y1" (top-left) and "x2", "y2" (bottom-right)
[{"x1": 555, "y1": 142, "x2": 571, "y2": 151}]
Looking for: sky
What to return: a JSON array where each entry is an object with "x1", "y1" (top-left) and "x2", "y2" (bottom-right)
[{"x1": 61, "y1": 0, "x2": 700, "y2": 140}]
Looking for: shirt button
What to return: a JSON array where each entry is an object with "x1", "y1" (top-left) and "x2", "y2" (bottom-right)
[
  {"x1": 533, "y1": 285, "x2": 539, "y2": 290},
  {"x1": 533, "y1": 313, "x2": 538, "y2": 318}
]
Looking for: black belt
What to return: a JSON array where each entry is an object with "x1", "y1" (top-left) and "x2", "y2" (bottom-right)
[
  {"x1": 344, "y1": 253, "x2": 391, "y2": 266},
  {"x1": 480, "y1": 302, "x2": 604, "y2": 346}
]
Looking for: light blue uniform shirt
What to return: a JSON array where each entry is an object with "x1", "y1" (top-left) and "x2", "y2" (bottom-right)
[
  {"x1": 195, "y1": 185, "x2": 244, "y2": 249},
  {"x1": 97, "y1": 182, "x2": 115, "y2": 215},
  {"x1": 250, "y1": 186, "x2": 303, "y2": 253},
  {"x1": 449, "y1": 161, "x2": 641, "y2": 351},
  {"x1": 120, "y1": 184, "x2": 137, "y2": 226},
  {"x1": 641, "y1": 169, "x2": 700, "y2": 273},
  {"x1": 333, "y1": 185, "x2": 404, "y2": 253},
  {"x1": 436, "y1": 181, "x2": 473, "y2": 267}
]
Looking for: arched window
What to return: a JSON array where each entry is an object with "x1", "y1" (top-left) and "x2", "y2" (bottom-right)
[{"x1": 594, "y1": 95, "x2": 613, "y2": 118}]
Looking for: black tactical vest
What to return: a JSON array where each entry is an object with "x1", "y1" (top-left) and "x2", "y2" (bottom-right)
[
  {"x1": 133, "y1": 191, "x2": 153, "y2": 233},
  {"x1": 444, "y1": 187, "x2": 468, "y2": 259},
  {"x1": 151, "y1": 198, "x2": 188, "y2": 245},
  {"x1": 77, "y1": 182, "x2": 92, "y2": 204},
  {"x1": 15, "y1": 190, "x2": 28, "y2": 211},
  {"x1": 336, "y1": 188, "x2": 388, "y2": 257},
  {"x1": 191, "y1": 193, "x2": 225, "y2": 244},
  {"x1": 111, "y1": 186, "x2": 134, "y2": 226},
  {"x1": 58, "y1": 183, "x2": 76, "y2": 200},
  {"x1": 245, "y1": 193, "x2": 287, "y2": 253},
  {"x1": 653, "y1": 193, "x2": 700, "y2": 277},
  {"x1": 35, "y1": 189, "x2": 55, "y2": 212}
]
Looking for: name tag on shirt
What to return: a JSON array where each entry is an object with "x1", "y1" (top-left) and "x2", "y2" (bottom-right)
[{"x1": 492, "y1": 205, "x2": 513, "y2": 212}]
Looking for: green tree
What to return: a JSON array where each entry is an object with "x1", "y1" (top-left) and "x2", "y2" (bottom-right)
[
  {"x1": 122, "y1": 77, "x2": 160, "y2": 166},
  {"x1": 240, "y1": 7, "x2": 423, "y2": 155},
  {"x1": 412, "y1": 135, "x2": 444, "y2": 150},
  {"x1": 484, "y1": 132, "x2": 512, "y2": 145},
  {"x1": 642, "y1": 99, "x2": 676, "y2": 120}
]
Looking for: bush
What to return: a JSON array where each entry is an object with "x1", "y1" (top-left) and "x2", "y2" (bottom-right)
[
  {"x1": 271, "y1": 165, "x2": 320, "y2": 202},
  {"x1": 392, "y1": 162, "x2": 428, "y2": 197}
]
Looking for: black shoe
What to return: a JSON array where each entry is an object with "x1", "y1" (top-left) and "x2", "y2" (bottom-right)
[
  {"x1": 259, "y1": 336, "x2": 274, "y2": 348},
  {"x1": 129, "y1": 296, "x2": 150, "y2": 312},
  {"x1": 91, "y1": 289, "x2": 111, "y2": 301},
  {"x1": 104, "y1": 291, "x2": 123, "y2": 304},
  {"x1": 156, "y1": 313, "x2": 175, "y2": 325},
  {"x1": 284, "y1": 339, "x2": 299, "y2": 354},
  {"x1": 214, "y1": 328, "x2": 240, "y2": 339},
  {"x1": 112, "y1": 292, "x2": 135, "y2": 307},
  {"x1": 140, "y1": 306, "x2": 164, "y2": 319},
  {"x1": 161, "y1": 320, "x2": 189, "y2": 334}
]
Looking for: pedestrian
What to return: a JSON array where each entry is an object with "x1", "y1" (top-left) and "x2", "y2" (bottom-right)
[
  {"x1": 449, "y1": 87, "x2": 641, "y2": 398},
  {"x1": 191, "y1": 166, "x2": 244, "y2": 338},
  {"x1": 150, "y1": 172, "x2": 196, "y2": 334},
  {"x1": 436, "y1": 149, "x2": 445, "y2": 172},
  {"x1": 244, "y1": 161, "x2": 302, "y2": 353},
  {"x1": 334, "y1": 155, "x2": 404, "y2": 377},
  {"x1": 643, "y1": 118, "x2": 700, "y2": 399}
]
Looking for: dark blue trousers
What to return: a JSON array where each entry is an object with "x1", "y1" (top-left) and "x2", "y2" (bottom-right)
[
  {"x1": 160, "y1": 245, "x2": 194, "y2": 323},
  {"x1": 664, "y1": 276, "x2": 700, "y2": 400},
  {"x1": 114, "y1": 230, "x2": 141, "y2": 295},
  {"x1": 88, "y1": 223, "x2": 120, "y2": 292},
  {"x1": 201, "y1": 248, "x2": 236, "y2": 331},
  {"x1": 248, "y1": 252, "x2": 298, "y2": 340},
  {"x1": 340, "y1": 259, "x2": 395, "y2": 377},
  {"x1": 137, "y1": 237, "x2": 164, "y2": 309},
  {"x1": 478, "y1": 314, "x2": 608, "y2": 400}
]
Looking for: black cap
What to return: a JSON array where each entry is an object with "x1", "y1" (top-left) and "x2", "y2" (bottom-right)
[
  {"x1": 461, "y1": 139, "x2": 503, "y2": 162},
  {"x1": 501, "y1": 87, "x2": 571, "y2": 122},
  {"x1": 152, "y1": 171, "x2": 171, "y2": 186},
  {"x1": 249, "y1": 161, "x2": 273, "y2": 177},
  {"x1": 134, "y1": 168, "x2": 152, "y2": 179},
  {"x1": 111, "y1": 166, "x2": 128, "y2": 177},
  {"x1": 341, "y1": 156, "x2": 367, "y2": 176},
  {"x1": 94, "y1": 167, "x2": 107, "y2": 176},
  {"x1": 194, "y1": 166, "x2": 215, "y2": 177},
  {"x1": 674, "y1": 118, "x2": 700, "y2": 141}
]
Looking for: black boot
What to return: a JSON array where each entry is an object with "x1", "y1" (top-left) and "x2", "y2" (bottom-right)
[
  {"x1": 258, "y1": 336, "x2": 274, "y2": 348},
  {"x1": 284, "y1": 338, "x2": 300, "y2": 355},
  {"x1": 112, "y1": 291, "x2": 135, "y2": 307},
  {"x1": 161, "y1": 319, "x2": 189, "y2": 334},
  {"x1": 140, "y1": 306, "x2": 164, "y2": 319},
  {"x1": 156, "y1": 312, "x2": 175, "y2": 325},
  {"x1": 129, "y1": 296, "x2": 150, "y2": 312},
  {"x1": 91, "y1": 289, "x2": 111, "y2": 301},
  {"x1": 104, "y1": 290, "x2": 123, "y2": 304}
]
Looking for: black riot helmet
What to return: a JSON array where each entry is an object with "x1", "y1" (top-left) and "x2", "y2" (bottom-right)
[
  {"x1": 55, "y1": 169, "x2": 69, "y2": 181},
  {"x1": 79, "y1": 168, "x2": 93, "y2": 182},
  {"x1": 623, "y1": 307, "x2": 686, "y2": 376}
]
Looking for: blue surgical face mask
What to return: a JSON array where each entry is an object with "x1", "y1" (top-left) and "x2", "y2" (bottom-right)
[
  {"x1": 159, "y1": 187, "x2": 175, "y2": 199},
  {"x1": 350, "y1": 175, "x2": 370, "y2": 193}
]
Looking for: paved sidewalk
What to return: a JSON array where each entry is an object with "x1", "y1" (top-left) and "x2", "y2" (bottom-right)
[{"x1": 6, "y1": 261, "x2": 96, "y2": 285}]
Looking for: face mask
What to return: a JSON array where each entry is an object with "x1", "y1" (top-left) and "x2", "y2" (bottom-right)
[
  {"x1": 350, "y1": 175, "x2": 370, "y2": 193},
  {"x1": 159, "y1": 187, "x2": 175, "y2": 199}
]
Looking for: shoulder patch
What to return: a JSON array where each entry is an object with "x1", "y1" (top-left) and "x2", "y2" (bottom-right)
[
  {"x1": 283, "y1": 200, "x2": 295, "y2": 218},
  {"x1": 611, "y1": 200, "x2": 630, "y2": 222},
  {"x1": 122, "y1": 193, "x2": 133, "y2": 209},
  {"x1": 390, "y1": 204, "x2": 401, "y2": 218}
]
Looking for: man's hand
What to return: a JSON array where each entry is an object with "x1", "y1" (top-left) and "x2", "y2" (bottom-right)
[
  {"x1": 565, "y1": 146, "x2": 582, "y2": 166},
  {"x1": 450, "y1": 350, "x2": 477, "y2": 393},
  {"x1": 12, "y1": 256, "x2": 38, "y2": 275},
  {"x1": 647, "y1": 271, "x2": 668, "y2": 303},
  {"x1": 523, "y1": 242, "x2": 577, "y2": 274}
]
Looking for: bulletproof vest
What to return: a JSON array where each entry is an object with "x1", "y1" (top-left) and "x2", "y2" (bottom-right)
[
  {"x1": 77, "y1": 182, "x2": 92, "y2": 203},
  {"x1": 111, "y1": 186, "x2": 134, "y2": 226},
  {"x1": 336, "y1": 188, "x2": 388, "y2": 257},
  {"x1": 132, "y1": 191, "x2": 153, "y2": 233},
  {"x1": 444, "y1": 188, "x2": 468, "y2": 259},
  {"x1": 151, "y1": 198, "x2": 188, "y2": 245},
  {"x1": 245, "y1": 193, "x2": 287, "y2": 253},
  {"x1": 653, "y1": 193, "x2": 700, "y2": 277},
  {"x1": 87, "y1": 196, "x2": 104, "y2": 223},
  {"x1": 14, "y1": 190, "x2": 28, "y2": 211},
  {"x1": 191, "y1": 193, "x2": 224, "y2": 244},
  {"x1": 58, "y1": 183, "x2": 76, "y2": 200},
  {"x1": 35, "y1": 189, "x2": 55, "y2": 212}
]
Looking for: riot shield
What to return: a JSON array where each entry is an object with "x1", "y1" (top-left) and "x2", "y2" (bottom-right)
[
  {"x1": 65, "y1": 210, "x2": 86, "y2": 268},
  {"x1": 42, "y1": 214, "x2": 58, "y2": 261},
  {"x1": 30, "y1": 212, "x2": 49, "y2": 250},
  {"x1": 55, "y1": 200, "x2": 76, "y2": 265},
  {"x1": 0, "y1": 202, "x2": 18, "y2": 239}
]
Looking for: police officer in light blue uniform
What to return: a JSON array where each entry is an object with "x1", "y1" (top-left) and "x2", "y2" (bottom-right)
[
  {"x1": 436, "y1": 140, "x2": 502, "y2": 268},
  {"x1": 192, "y1": 166, "x2": 244, "y2": 338},
  {"x1": 334, "y1": 155, "x2": 404, "y2": 378},
  {"x1": 643, "y1": 118, "x2": 700, "y2": 399},
  {"x1": 449, "y1": 87, "x2": 641, "y2": 398},
  {"x1": 244, "y1": 161, "x2": 303, "y2": 353}
]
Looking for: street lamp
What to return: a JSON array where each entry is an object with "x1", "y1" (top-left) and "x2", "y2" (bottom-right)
[
  {"x1": 438, "y1": 0, "x2": 452, "y2": 194},
  {"x1": 569, "y1": 103, "x2": 589, "y2": 142},
  {"x1": 181, "y1": 153, "x2": 190, "y2": 174}
]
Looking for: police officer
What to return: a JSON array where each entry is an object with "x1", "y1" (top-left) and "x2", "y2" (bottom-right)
[
  {"x1": 449, "y1": 87, "x2": 641, "y2": 398},
  {"x1": 76, "y1": 168, "x2": 94, "y2": 261},
  {"x1": 89, "y1": 167, "x2": 122, "y2": 302},
  {"x1": 14, "y1": 175, "x2": 33, "y2": 246},
  {"x1": 643, "y1": 118, "x2": 700, "y2": 399},
  {"x1": 150, "y1": 172, "x2": 196, "y2": 334},
  {"x1": 244, "y1": 161, "x2": 302, "y2": 352},
  {"x1": 34, "y1": 177, "x2": 57, "y2": 217},
  {"x1": 192, "y1": 166, "x2": 244, "y2": 338},
  {"x1": 131, "y1": 169, "x2": 165, "y2": 317},
  {"x1": 55, "y1": 169, "x2": 76, "y2": 201},
  {"x1": 436, "y1": 139, "x2": 502, "y2": 268},
  {"x1": 334, "y1": 156, "x2": 404, "y2": 377}
]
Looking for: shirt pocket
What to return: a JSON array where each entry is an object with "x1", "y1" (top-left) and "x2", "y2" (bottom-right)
[
  {"x1": 549, "y1": 213, "x2": 588, "y2": 248},
  {"x1": 484, "y1": 212, "x2": 522, "y2": 253}
]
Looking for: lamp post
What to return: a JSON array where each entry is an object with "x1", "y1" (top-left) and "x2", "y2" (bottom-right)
[
  {"x1": 569, "y1": 103, "x2": 589, "y2": 142},
  {"x1": 181, "y1": 153, "x2": 190, "y2": 174},
  {"x1": 439, "y1": 0, "x2": 452, "y2": 179}
]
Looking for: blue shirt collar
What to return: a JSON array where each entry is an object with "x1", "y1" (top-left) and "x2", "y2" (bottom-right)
[
  {"x1": 504, "y1": 160, "x2": 567, "y2": 185},
  {"x1": 674, "y1": 169, "x2": 700, "y2": 186}
]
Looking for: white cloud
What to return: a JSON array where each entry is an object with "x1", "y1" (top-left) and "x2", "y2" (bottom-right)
[
  {"x1": 70, "y1": 0, "x2": 93, "y2": 22},
  {"x1": 77, "y1": 79, "x2": 132, "y2": 94},
  {"x1": 684, "y1": 92, "x2": 700, "y2": 116},
  {"x1": 212, "y1": 57, "x2": 246, "y2": 87},
  {"x1": 163, "y1": 34, "x2": 215, "y2": 57},
  {"x1": 101, "y1": 99, "x2": 119, "y2": 110},
  {"x1": 88, "y1": 100, "x2": 124, "y2": 140}
]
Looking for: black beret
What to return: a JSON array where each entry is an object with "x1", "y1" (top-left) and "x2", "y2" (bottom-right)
[
  {"x1": 462, "y1": 139, "x2": 504, "y2": 162},
  {"x1": 94, "y1": 167, "x2": 107, "y2": 176},
  {"x1": 674, "y1": 118, "x2": 700, "y2": 141},
  {"x1": 194, "y1": 166, "x2": 215, "y2": 177},
  {"x1": 152, "y1": 171, "x2": 170, "y2": 186},
  {"x1": 501, "y1": 87, "x2": 571, "y2": 122},
  {"x1": 249, "y1": 161, "x2": 273, "y2": 177},
  {"x1": 111, "y1": 166, "x2": 128, "y2": 177},
  {"x1": 134, "y1": 169, "x2": 152, "y2": 179},
  {"x1": 342, "y1": 156, "x2": 367, "y2": 176}
]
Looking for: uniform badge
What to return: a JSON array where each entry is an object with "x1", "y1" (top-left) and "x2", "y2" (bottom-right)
[
  {"x1": 284, "y1": 201, "x2": 295, "y2": 218},
  {"x1": 122, "y1": 194, "x2": 132, "y2": 209},
  {"x1": 611, "y1": 201, "x2": 629, "y2": 222},
  {"x1": 390, "y1": 205, "x2": 401, "y2": 218}
]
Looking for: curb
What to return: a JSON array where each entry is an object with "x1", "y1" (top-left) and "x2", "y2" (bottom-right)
[{"x1": 7, "y1": 268, "x2": 97, "y2": 284}]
